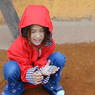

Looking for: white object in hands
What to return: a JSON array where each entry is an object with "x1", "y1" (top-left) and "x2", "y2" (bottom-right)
[{"x1": 40, "y1": 60, "x2": 59, "y2": 76}]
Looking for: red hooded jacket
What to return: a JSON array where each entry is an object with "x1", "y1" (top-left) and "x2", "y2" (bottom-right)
[{"x1": 8, "y1": 5, "x2": 55, "y2": 84}]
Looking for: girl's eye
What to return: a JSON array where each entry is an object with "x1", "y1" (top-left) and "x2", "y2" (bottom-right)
[{"x1": 31, "y1": 29, "x2": 44, "y2": 33}]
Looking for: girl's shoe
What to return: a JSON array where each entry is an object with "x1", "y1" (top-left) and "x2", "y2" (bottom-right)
[
  {"x1": 50, "y1": 89, "x2": 65, "y2": 95},
  {"x1": 56, "y1": 90, "x2": 65, "y2": 95}
]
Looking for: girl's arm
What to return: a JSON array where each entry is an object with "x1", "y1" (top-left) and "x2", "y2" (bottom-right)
[{"x1": 7, "y1": 36, "x2": 33, "y2": 82}]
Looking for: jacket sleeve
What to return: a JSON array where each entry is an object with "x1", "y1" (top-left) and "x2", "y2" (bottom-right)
[
  {"x1": 7, "y1": 36, "x2": 32, "y2": 82},
  {"x1": 34, "y1": 40, "x2": 55, "y2": 68}
]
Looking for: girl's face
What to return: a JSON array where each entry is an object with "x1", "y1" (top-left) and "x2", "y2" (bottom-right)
[{"x1": 30, "y1": 25, "x2": 45, "y2": 46}]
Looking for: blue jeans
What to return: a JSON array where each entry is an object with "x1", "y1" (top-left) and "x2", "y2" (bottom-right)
[{"x1": 3, "y1": 52, "x2": 66, "y2": 95}]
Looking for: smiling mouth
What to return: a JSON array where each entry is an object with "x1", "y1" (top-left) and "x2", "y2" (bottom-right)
[{"x1": 33, "y1": 39, "x2": 42, "y2": 42}]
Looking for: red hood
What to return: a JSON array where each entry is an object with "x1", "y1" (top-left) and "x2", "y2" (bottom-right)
[{"x1": 18, "y1": 5, "x2": 53, "y2": 32}]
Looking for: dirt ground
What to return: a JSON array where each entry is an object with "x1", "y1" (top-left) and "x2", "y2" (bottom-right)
[{"x1": 0, "y1": 42, "x2": 95, "y2": 95}]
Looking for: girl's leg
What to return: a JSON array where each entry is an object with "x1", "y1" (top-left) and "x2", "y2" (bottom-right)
[
  {"x1": 43, "y1": 52, "x2": 66, "y2": 95},
  {"x1": 2, "y1": 61, "x2": 24, "y2": 95}
]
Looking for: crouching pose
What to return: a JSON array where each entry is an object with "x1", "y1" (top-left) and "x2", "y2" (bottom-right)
[{"x1": 1, "y1": 5, "x2": 66, "y2": 95}]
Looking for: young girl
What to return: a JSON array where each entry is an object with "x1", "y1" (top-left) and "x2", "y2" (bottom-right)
[{"x1": 1, "y1": 5, "x2": 66, "y2": 95}]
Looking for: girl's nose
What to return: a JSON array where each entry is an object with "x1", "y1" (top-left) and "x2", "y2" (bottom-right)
[{"x1": 36, "y1": 33, "x2": 40, "y2": 38}]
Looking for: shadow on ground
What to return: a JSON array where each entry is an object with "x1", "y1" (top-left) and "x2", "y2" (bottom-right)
[{"x1": 0, "y1": 43, "x2": 95, "y2": 95}]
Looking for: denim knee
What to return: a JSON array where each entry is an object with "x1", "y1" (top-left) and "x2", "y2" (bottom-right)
[
  {"x1": 3, "y1": 61, "x2": 20, "y2": 80},
  {"x1": 48, "y1": 52, "x2": 66, "y2": 68}
]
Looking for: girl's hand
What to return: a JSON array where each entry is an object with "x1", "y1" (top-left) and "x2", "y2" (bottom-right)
[
  {"x1": 26, "y1": 66, "x2": 44, "y2": 85},
  {"x1": 40, "y1": 60, "x2": 59, "y2": 76},
  {"x1": 48, "y1": 66, "x2": 59, "y2": 75},
  {"x1": 31, "y1": 70, "x2": 44, "y2": 84}
]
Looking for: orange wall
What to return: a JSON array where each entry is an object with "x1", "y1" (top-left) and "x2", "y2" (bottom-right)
[
  {"x1": 13, "y1": 0, "x2": 95, "y2": 21},
  {"x1": 0, "y1": 0, "x2": 95, "y2": 24}
]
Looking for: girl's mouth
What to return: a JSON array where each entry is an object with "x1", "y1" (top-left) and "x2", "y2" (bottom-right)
[{"x1": 33, "y1": 39, "x2": 42, "y2": 42}]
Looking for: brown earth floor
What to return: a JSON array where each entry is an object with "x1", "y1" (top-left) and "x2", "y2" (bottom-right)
[{"x1": 0, "y1": 43, "x2": 95, "y2": 95}]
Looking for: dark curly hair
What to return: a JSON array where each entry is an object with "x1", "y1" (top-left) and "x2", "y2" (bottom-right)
[{"x1": 21, "y1": 25, "x2": 52, "y2": 45}]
